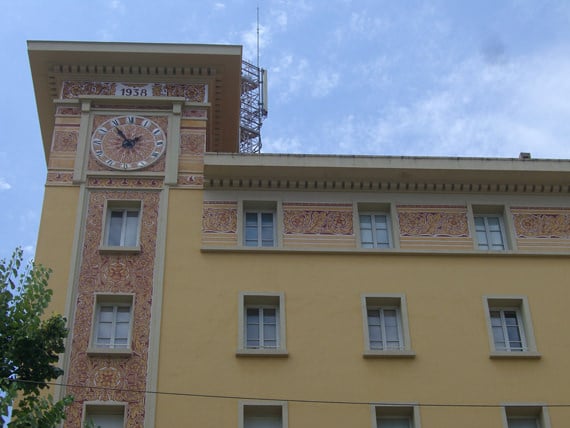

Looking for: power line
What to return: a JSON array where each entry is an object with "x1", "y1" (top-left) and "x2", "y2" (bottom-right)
[{"x1": 4, "y1": 378, "x2": 570, "y2": 409}]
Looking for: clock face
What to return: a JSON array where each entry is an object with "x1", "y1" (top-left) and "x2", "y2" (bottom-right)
[{"x1": 91, "y1": 115, "x2": 166, "y2": 170}]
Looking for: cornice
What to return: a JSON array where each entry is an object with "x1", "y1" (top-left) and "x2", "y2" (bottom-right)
[{"x1": 203, "y1": 153, "x2": 570, "y2": 194}]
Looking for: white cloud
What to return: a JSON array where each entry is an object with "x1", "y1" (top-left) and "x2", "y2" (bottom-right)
[
  {"x1": 263, "y1": 136, "x2": 303, "y2": 153},
  {"x1": 214, "y1": 3, "x2": 225, "y2": 11},
  {"x1": 0, "y1": 178, "x2": 11, "y2": 190},
  {"x1": 311, "y1": 70, "x2": 339, "y2": 98},
  {"x1": 312, "y1": 47, "x2": 570, "y2": 158},
  {"x1": 241, "y1": 22, "x2": 269, "y2": 63}
]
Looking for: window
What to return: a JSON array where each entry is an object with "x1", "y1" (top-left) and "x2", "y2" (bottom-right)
[
  {"x1": 474, "y1": 214, "x2": 507, "y2": 250},
  {"x1": 484, "y1": 297, "x2": 539, "y2": 358},
  {"x1": 373, "y1": 405, "x2": 420, "y2": 428},
  {"x1": 362, "y1": 295, "x2": 414, "y2": 357},
  {"x1": 503, "y1": 405, "x2": 551, "y2": 428},
  {"x1": 360, "y1": 213, "x2": 392, "y2": 248},
  {"x1": 84, "y1": 403, "x2": 125, "y2": 428},
  {"x1": 237, "y1": 292, "x2": 287, "y2": 356},
  {"x1": 101, "y1": 200, "x2": 142, "y2": 251},
  {"x1": 239, "y1": 402, "x2": 288, "y2": 428},
  {"x1": 88, "y1": 294, "x2": 133, "y2": 357},
  {"x1": 244, "y1": 210, "x2": 275, "y2": 247}
]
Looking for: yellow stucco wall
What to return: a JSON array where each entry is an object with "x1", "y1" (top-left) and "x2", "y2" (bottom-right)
[
  {"x1": 35, "y1": 186, "x2": 80, "y2": 316},
  {"x1": 157, "y1": 189, "x2": 570, "y2": 427}
]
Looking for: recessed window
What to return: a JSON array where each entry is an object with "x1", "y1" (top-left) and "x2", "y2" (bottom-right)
[
  {"x1": 101, "y1": 200, "x2": 142, "y2": 251},
  {"x1": 237, "y1": 292, "x2": 287, "y2": 356},
  {"x1": 362, "y1": 295, "x2": 414, "y2": 357},
  {"x1": 374, "y1": 405, "x2": 420, "y2": 428},
  {"x1": 359, "y1": 212, "x2": 392, "y2": 248},
  {"x1": 88, "y1": 294, "x2": 133, "y2": 357},
  {"x1": 239, "y1": 402, "x2": 288, "y2": 428},
  {"x1": 504, "y1": 405, "x2": 551, "y2": 428},
  {"x1": 84, "y1": 403, "x2": 125, "y2": 428},
  {"x1": 484, "y1": 297, "x2": 539, "y2": 358},
  {"x1": 474, "y1": 214, "x2": 507, "y2": 250},
  {"x1": 244, "y1": 211, "x2": 275, "y2": 247}
]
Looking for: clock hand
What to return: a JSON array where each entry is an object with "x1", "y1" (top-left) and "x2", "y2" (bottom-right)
[{"x1": 115, "y1": 127, "x2": 128, "y2": 141}]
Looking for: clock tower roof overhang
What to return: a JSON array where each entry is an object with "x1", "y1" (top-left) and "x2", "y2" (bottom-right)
[{"x1": 28, "y1": 40, "x2": 243, "y2": 162}]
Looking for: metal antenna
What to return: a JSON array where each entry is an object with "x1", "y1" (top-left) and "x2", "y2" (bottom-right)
[{"x1": 256, "y1": 4, "x2": 260, "y2": 69}]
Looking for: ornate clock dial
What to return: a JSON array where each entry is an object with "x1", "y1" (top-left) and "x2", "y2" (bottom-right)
[{"x1": 91, "y1": 115, "x2": 166, "y2": 170}]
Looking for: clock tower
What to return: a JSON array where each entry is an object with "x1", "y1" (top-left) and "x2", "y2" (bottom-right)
[{"x1": 29, "y1": 41, "x2": 244, "y2": 427}]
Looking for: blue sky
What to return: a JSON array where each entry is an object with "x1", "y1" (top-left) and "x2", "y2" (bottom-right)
[{"x1": 1, "y1": 0, "x2": 570, "y2": 260}]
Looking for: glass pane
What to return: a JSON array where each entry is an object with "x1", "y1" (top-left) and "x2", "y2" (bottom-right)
[
  {"x1": 247, "y1": 308, "x2": 259, "y2": 323},
  {"x1": 508, "y1": 418, "x2": 539, "y2": 428},
  {"x1": 97, "y1": 323, "x2": 112, "y2": 344},
  {"x1": 99, "y1": 306, "x2": 114, "y2": 322},
  {"x1": 367, "y1": 309, "x2": 381, "y2": 326},
  {"x1": 124, "y1": 211, "x2": 139, "y2": 246},
  {"x1": 263, "y1": 308, "x2": 276, "y2": 323},
  {"x1": 115, "y1": 322, "x2": 130, "y2": 340},
  {"x1": 263, "y1": 324, "x2": 277, "y2": 341},
  {"x1": 116, "y1": 307, "x2": 131, "y2": 322},
  {"x1": 378, "y1": 417, "x2": 411, "y2": 428},
  {"x1": 108, "y1": 211, "x2": 123, "y2": 246}
]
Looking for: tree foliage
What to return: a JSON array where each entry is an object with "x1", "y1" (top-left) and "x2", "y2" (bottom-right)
[{"x1": 0, "y1": 248, "x2": 72, "y2": 427}]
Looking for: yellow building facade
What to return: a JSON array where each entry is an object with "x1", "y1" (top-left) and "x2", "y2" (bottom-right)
[{"x1": 30, "y1": 41, "x2": 570, "y2": 428}]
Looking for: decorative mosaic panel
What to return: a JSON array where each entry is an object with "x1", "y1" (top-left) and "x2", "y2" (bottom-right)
[
  {"x1": 56, "y1": 106, "x2": 81, "y2": 116},
  {"x1": 52, "y1": 129, "x2": 78, "y2": 152},
  {"x1": 64, "y1": 189, "x2": 161, "y2": 427},
  {"x1": 182, "y1": 108, "x2": 208, "y2": 118},
  {"x1": 177, "y1": 175, "x2": 204, "y2": 188},
  {"x1": 202, "y1": 202, "x2": 238, "y2": 233},
  {"x1": 87, "y1": 177, "x2": 164, "y2": 189},
  {"x1": 61, "y1": 81, "x2": 207, "y2": 103},
  {"x1": 283, "y1": 203, "x2": 353, "y2": 235},
  {"x1": 180, "y1": 133, "x2": 206, "y2": 155},
  {"x1": 46, "y1": 171, "x2": 74, "y2": 186},
  {"x1": 398, "y1": 205, "x2": 469, "y2": 237},
  {"x1": 512, "y1": 208, "x2": 570, "y2": 238}
]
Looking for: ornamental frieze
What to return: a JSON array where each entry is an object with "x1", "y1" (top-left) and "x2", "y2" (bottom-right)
[
  {"x1": 398, "y1": 210, "x2": 469, "y2": 237},
  {"x1": 513, "y1": 212, "x2": 570, "y2": 239},
  {"x1": 52, "y1": 129, "x2": 78, "y2": 152},
  {"x1": 61, "y1": 80, "x2": 207, "y2": 102},
  {"x1": 180, "y1": 133, "x2": 206, "y2": 155},
  {"x1": 87, "y1": 177, "x2": 163, "y2": 189},
  {"x1": 283, "y1": 209, "x2": 353, "y2": 235},
  {"x1": 203, "y1": 204, "x2": 238, "y2": 233}
]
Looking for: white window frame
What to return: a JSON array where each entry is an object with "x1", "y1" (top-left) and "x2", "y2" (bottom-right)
[
  {"x1": 502, "y1": 405, "x2": 551, "y2": 428},
  {"x1": 87, "y1": 294, "x2": 134, "y2": 357},
  {"x1": 484, "y1": 296, "x2": 540, "y2": 358},
  {"x1": 100, "y1": 200, "x2": 142, "y2": 252},
  {"x1": 359, "y1": 212, "x2": 393, "y2": 248},
  {"x1": 372, "y1": 404, "x2": 421, "y2": 428},
  {"x1": 237, "y1": 292, "x2": 287, "y2": 357},
  {"x1": 243, "y1": 204, "x2": 277, "y2": 247},
  {"x1": 239, "y1": 401, "x2": 288, "y2": 428},
  {"x1": 82, "y1": 402, "x2": 127, "y2": 428},
  {"x1": 362, "y1": 294, "x2": 415, "y2": 358}
]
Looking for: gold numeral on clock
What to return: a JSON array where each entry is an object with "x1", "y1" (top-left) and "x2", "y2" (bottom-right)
[
  {"x1": 156, "y1": 140, "x2": 164, "y2": 146},
  {"x1": 111, "y1": 119, "x2": 120, "y2": 126},
  {"x1": 97, "y1": 128, "x2": 108, "y2": 135},
  {"x1": 142, "y1": 120, "x2": 150, "y2": 128},
  {"x1": 127, "y1": 116, "x2": 135, "y2": 124},
  {"x1": 152, "y1": 128, "x2": 161, "y2": 135}
]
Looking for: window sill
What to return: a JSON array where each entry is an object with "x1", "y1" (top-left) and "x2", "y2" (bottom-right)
[
  {"x1": 99, "y1": 245, "x2": 141, "y2": 254},
  {"x1": 490, "y1": 351, "x2": 541, "y2": 359},
  {"x1": 363, "y1": 350, "x2": 416, "y2": 358},
  {"x1": 236, "y1": 348, "x2": 289, "y2": 358},
  {"x1": 86, "y1": 348, "x2": 133, "y2": 358}
]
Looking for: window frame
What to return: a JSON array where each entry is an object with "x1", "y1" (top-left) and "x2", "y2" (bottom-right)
[
  {"x1": 242, "y1": 201, "x2": 278, "y2": 248},
  {"x1": 502, "y1": 405, "x2": 551, "y2": 428},
  {"x1": 372, "y1": 404, "x2": 421, "y2": 428},
  {"x1": 237, "y1": 292, "x2": 287, "y2": 357},
  {"x1": 484, "y1": 296, "x2": 540, "y2": 359},
  {"x1": 83, "y1": 402, "x2": 127, "y2": 428},
  {"x1": 100, "y1": 200, "x2": 142, "y2": 253},
  {"x1": 470, "y1": 205, "x2": 512, "y2": 251},
  {"x1": 359, "y1": 211, "x2": 393, "y2": 249},
  {"x1": 239, "y1": 401, "x2": 288, "y2": 428},
  {"x1": 87, "y1": 293, "x2": 134, "y2": 357},
  {"x1": 362, "y1": 294, "x2": 415, "y2": 358}
]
